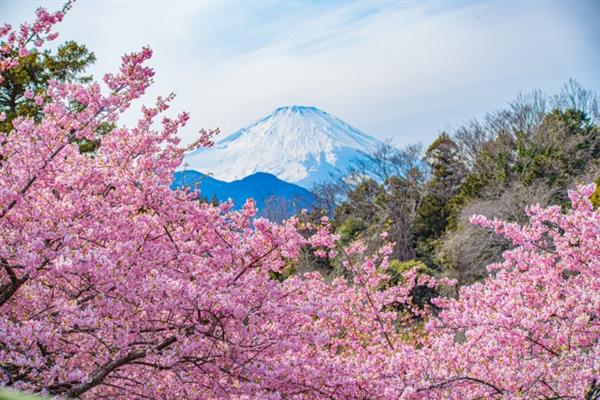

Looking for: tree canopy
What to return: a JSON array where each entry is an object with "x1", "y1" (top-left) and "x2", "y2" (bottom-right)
[{"x1": 0, "y1": 4, "x2": 598, "y2": 399}]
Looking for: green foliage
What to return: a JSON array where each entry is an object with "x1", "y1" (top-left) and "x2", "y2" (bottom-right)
[
  {"x1": 446, "y1": 107, "x2": 599, "y2": 218},
  {"x1": 0, "y1": 41, "x2": 95, "y2": 131},
  {"x1": 385, "y1": 259, "x2": 435, "y2": 286},
  {"x1": 268, "y1": 265, "x2": 297, "y2": 282},
  {"x1": 515, "y1": 109, "x2": 598, "y2": 190},
  {"x1": 384, "y1": 260, "x2": 438, "y2": 311},
  {"x1": 0, "y1": 41, "x2": 97, "y2": 153},
  {"x1": 322, "y1": 81, "x2": 599, "y2": 290},
  {"x1": 414, "y1": 236, "x2": 439, "y2": 270},
  {"x1": 446, "y1": 172, "x2": 490, "y2": 230},
  {"x1": 334, "y1": 179, "x2": 381, "y2": 227},
  {"x1": 332, "y1": 146, "x2": 428, "y2": 261},
  {"x1": 437, "y1": 85, "x2": 599, "y2": 286},
  {"x1": 415, "y1": 194, "x2": 447, "y2": 243},
  {"x1": 591, "y1": 176, "x2": 600, "y2": 208},
  {"x1": 0, "y1": 389, "x2": 47, "y2": 400},
  {"x1": 413, "y1": 133, "x2": 465, "y2": 267},
  {"x1": 337, "y1": 217, "x2": 367, "y2": 244},
  {"x1": 266, "y1": 81, "x2": 600, "y2": 294}
]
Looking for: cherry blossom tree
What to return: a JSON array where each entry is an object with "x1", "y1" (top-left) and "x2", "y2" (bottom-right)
[
  {"x1": 419, "y1": 184, "x2": 600, "y2": 399},
  {"x1": 0, "y1": 4, "x2": 426, "y2": 398},
  {"x1": 1, "y1": 3, "x2": 598, "y2": 399}
]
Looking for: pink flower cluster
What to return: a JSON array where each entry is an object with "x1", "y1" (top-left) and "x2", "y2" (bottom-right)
[{"x1": 0, "y1": 1, "x2": 68, "y2": 80}]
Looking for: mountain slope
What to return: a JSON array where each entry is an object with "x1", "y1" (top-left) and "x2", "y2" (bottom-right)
[
  {"x1": 172, "y1": 170, "x2": 316, "y2": 219},
  {"x1": 182, "y1": 106, "x2": 383, "y2": 189}
]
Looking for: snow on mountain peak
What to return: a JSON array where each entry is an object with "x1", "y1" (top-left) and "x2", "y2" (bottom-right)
[{"x1": 182, "y1": 106, "x2": 383, "y2": 189}]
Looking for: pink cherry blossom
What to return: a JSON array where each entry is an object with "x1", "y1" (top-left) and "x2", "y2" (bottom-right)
[{"x1": 1, "y1": 4, "x2": 598, "y2": 400}]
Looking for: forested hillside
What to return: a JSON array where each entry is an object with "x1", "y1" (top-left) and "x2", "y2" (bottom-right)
[{"x1": 311, "y1": 81, "x2": 599, "y2": 288}]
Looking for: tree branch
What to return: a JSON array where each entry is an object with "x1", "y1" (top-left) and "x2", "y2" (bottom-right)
[
  {"x1": 418, "y1": 376, "x2": 505, "y2": 395},
  {"x1": 63, "y1": 336, "x2": 177, "y2": 398}
]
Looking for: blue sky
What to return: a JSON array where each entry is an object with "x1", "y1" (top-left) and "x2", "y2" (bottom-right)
[{"x1": 2, "y1": 0, "x2": 599, "y2": 147}]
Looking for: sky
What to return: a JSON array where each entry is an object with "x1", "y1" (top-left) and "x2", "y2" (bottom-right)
[{"x1": 2, "y1": 0, "x2": 599, "y2": 147}]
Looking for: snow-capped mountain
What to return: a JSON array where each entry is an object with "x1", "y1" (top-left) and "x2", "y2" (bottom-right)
[{"x1": 182, "y1": 106, "x2": 383, "y2": 189}]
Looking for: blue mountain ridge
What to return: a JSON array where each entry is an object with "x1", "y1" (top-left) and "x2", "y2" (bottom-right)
[{"x1": 171, "y1": 170, "x2": 316, "y2": 219}]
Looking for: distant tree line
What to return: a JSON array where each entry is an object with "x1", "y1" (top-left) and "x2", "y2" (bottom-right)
[{"x1": 308, "y1": 79, "x2": 600, "y2": 289}]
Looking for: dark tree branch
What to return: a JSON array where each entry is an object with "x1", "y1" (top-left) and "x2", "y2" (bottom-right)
[
  {"x1": 63, "y1": 336, "x2": 177, "y2": 398},
  {"x1": 418, "y1": 376, "x2": 505, "y2": 395}
]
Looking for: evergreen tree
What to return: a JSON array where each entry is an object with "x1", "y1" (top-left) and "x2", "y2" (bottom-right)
[
  {"x1": 1, "y1": 41, "x2": 95, "y2": 132},
  {"x1": 414, "y1": 133, "x2": 465, "y2": 266}
]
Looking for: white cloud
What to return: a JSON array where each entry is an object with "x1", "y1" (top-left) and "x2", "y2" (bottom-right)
[{"x1": 2, "y1": 0, "x2": 598, "y2": 147}]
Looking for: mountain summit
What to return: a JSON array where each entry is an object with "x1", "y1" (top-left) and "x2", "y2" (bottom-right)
[{"x1": 182, "y1": 106, "x2": 383, "y2": 189}]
